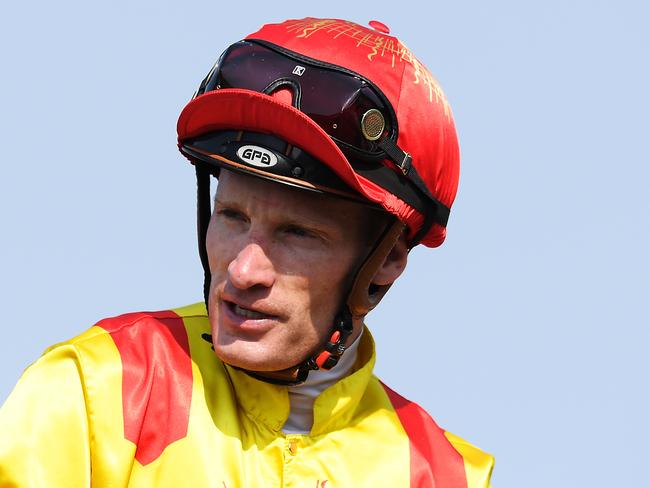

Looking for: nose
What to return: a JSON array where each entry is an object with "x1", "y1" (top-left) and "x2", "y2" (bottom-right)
[{"x1": 227, "y1": 242, "x2": 276, "y2": 290}]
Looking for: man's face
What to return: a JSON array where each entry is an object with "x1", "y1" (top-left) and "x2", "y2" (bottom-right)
[{"x1": 205, "y1": 170, "x2": 377, "y2": 372}]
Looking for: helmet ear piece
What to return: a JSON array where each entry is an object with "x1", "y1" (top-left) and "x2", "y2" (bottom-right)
[
  {"x1": 346, "y1": 220, "x2": 406, "y2": 318},
  {"x1": 365, "y1": 229, "x2": 408, "y2": 312},
  {"x1": 370, "y1": 232, "x2": 408, "y2": 288}
]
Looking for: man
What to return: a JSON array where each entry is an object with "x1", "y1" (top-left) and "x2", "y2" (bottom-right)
[{"x1": 0, "y1": 17, "x2": 493, "y2": 487}]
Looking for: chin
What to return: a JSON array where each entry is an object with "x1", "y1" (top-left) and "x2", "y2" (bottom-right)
[{"x1": 213, "y1": 341, "x2": 306, "y2": 372}]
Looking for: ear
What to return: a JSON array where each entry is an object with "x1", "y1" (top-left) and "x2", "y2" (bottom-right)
[{"x1": 371, "y1": 232, "x2": 408, "y2": 286}]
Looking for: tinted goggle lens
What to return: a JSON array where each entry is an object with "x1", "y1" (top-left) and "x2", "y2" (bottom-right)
[{"x1": 197, "y1": 41, "x2": 394, "y2": 155}]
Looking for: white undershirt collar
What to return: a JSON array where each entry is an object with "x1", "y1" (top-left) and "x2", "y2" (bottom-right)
[{"x1": 282, "y1": 329, "x2": 362, "y2": 435}]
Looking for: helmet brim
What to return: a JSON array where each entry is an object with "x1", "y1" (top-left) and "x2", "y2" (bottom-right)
[{"x1": 177, "y1": 88, "x2": 390, "y2": 203}]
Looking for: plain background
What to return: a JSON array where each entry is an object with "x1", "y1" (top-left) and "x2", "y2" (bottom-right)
[{"x1": 2, "y1": 1, "x2": 648, "y2": 486}]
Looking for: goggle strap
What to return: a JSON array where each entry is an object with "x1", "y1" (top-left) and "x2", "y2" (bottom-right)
[
  {"x1": 377, "y1": 137, "x2": 412, "y2": 175},
  {"x1": 377, "y1": 138, "x2": 450, "y2": 231}
]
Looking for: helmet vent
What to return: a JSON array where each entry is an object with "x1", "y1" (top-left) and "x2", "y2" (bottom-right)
[{"x1": 361, "y1": 109, "x2": 385, "y2": 141}]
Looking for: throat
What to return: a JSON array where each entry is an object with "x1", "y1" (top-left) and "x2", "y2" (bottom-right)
[{"x1": 282, "y1": 330, "x2": 362, "y2": 435}]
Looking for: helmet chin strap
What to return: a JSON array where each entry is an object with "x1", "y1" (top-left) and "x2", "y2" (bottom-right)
[{"x1": 195, "y1": 163, "x2": 405, "y2": 386}]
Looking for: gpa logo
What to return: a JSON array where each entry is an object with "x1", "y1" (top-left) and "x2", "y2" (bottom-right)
[{"x1": 236, "y1": 145, "x2": 278, "y2": 168}]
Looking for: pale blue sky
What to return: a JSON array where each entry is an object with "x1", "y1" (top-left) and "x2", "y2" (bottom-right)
[{"x1": 2, "y1": 1, "x2": 648, "y2": 486}]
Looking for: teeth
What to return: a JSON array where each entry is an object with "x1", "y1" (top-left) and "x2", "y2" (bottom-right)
[{"x1": 233, "y1": 304, "x2": 268, "y2": 319}]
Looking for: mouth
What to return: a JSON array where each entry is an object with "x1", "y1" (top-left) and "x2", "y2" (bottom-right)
[
  {"x1": 230, "y1": 302, "x2": 272, "y2": 320},
  {"x1": 224, "y1": 300, "x2": 278, "y2": 321}
]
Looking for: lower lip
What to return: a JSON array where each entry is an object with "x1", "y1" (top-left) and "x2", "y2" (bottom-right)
[{"x1": 220, "y1": 300, "x2": 278, "y2": 333}]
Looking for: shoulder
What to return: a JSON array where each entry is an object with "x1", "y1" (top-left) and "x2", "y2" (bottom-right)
[
  {"x1": 32, "y1": 302, "x2": 210, "y2": 399},
  {"x1": 1, "y1": 303, "x2": 213, "y2": 475},
  {"x1": 379, "y1": 382, "x2": 494, "y2": 488},
  {"x1": 57, "y1": 302, "x2": 210, "y2": 389},
  {"x1": 49, "y1": 303, "x2": 212, "y2": 466},
  {"x1": 34, "y1": 302, "x2": 211, "y2": 419}
]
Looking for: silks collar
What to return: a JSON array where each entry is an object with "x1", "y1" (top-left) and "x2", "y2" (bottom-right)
[{"x1": 223, "y1": 328, "x2": 376, "y2": 436}]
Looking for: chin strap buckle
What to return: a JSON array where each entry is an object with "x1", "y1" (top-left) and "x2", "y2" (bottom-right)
[{"x1": 313, "y1": 310, "x2": 354, "y2": 371}]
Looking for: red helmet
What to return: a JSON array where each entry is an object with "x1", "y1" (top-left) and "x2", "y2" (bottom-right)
[
  {"x1": 178, "y1": 17, "x2": 460, "y2": 248},
  {"x1": 177, "y1": 18, "x2": 460, "y2": 383}
]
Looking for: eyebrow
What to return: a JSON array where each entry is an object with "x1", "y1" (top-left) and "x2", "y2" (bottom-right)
[{"x1": 214, "y1": 197, "x2": 236, "y2": 208}]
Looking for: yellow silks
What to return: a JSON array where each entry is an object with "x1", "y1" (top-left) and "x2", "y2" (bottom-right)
[{"x1": 0, "y1": 303, "x2": 493, "y2": 487}]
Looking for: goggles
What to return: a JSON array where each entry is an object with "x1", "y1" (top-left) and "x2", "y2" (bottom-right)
[{"x1": 194, "y1": 40, "x2": 398, "y2": 162}]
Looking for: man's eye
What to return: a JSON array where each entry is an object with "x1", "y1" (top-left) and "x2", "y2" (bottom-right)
[
  {"x1": 217, "y1": 208, "x2": 245, "y2": 221},
  {"x1": 284, "y1": 225, "x2": 314, "y2": 238}
]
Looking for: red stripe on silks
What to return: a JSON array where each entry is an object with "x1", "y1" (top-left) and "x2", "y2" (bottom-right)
[
  {"x1": 382, "y1": 383, "x2": 468, "y2": 488},
  {"x1": 97, "y1": 310, "x2": 193, "y2": 465}
]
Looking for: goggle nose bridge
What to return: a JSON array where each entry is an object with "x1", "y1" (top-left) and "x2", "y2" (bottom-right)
[{"x1": 262, "y1": 78, "x2": 302, "y2": 110}]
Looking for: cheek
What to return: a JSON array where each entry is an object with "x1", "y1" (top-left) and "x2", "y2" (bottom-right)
[
  {"x1": 206, "y1": 219, "x2": 232, "y2": 275},
  {"x1": 204, "y1": 221, "x2": 238, "y2": 312},
  {"x1": 299, "y1": 254, "x2": 358, "y2": 323}
]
